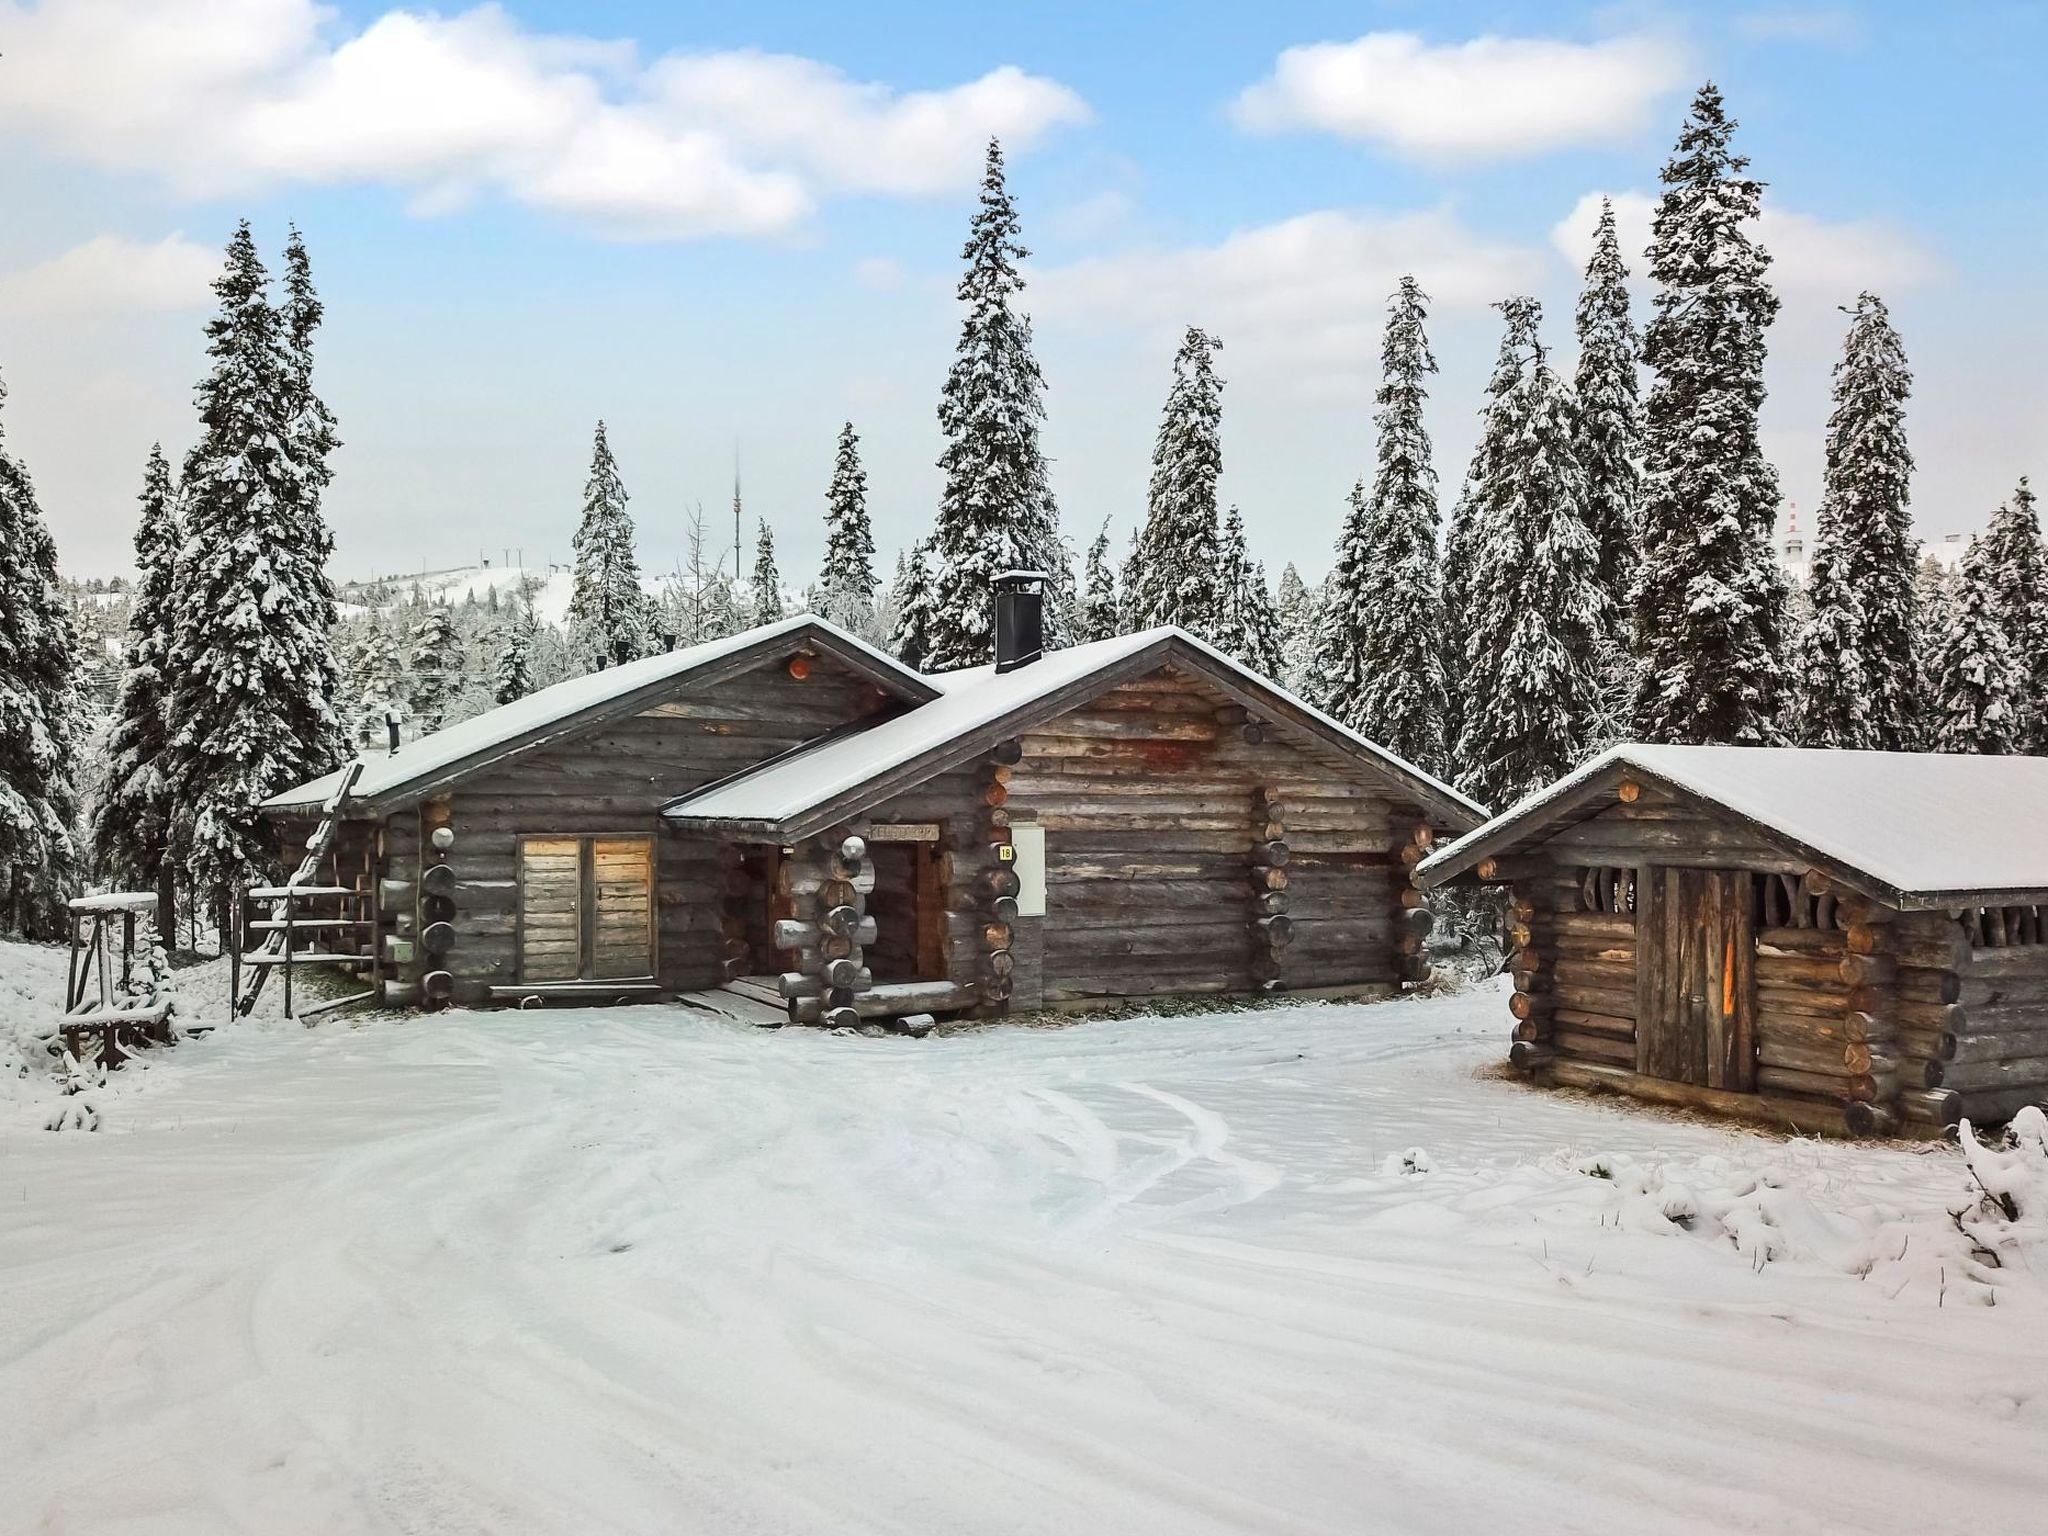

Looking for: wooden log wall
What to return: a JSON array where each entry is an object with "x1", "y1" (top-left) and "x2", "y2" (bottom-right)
[
  {"x1": 774, "y1": 832, "x2": 875, "y2": 1027},
  {"x1": 1003, "y1": 666, "x2": 1415, "y2": 1006},
  {"x1": 1890, "y1": 907, "x2": 2048, "y2": 1130},
  {"x1": 429, "y1": 650, "x2": 895, "y2": 1002}
]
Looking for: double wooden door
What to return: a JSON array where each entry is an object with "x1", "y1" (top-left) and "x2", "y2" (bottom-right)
[
  {"x1": 1636, "y1": 867, "x2": 1755, "y2": 1091},
  {"x1": 517, "y1": 835, "x2": 655, "y2": 982}
]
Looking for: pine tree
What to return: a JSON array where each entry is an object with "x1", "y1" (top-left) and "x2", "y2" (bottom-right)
[
  {"x1": 1978, "y1": 477, "x2": 2048, "y2": 749},
  {"x1": 408, "y1": 606, "x2": 461, "y2": 731},
  {"x1": 162, "y1": 223, "x2": 347, "y2": 918},
  {"x1": 93, "y1": 445, "x2": 182, "y2": 924},
  {"x1": 1785, "y1": 503, "x2": 1875, "y2": 748},
  {"x1": 1820, "y1": 292, "x2": 1918, "y2": 748},
  {"x1": 1211, "y1": 505, "x2": 1282, "y2": 676},
  {"x1": 1573, "y1": 197, "x2": 1644, "y2": 630},
  {"x1": 750, "y1": 520, "x2": 786, "y2": 628},
  {"x1": 1126, "y1": 326, "x2": 1224, "y2": 635},
  {"x1": 925, "y1": 139, "x2": 1067, "y2": 668},
  {"x1": 1453, "y1": 305, "x2": 1608, "y2": 805},
  {"x1": 566, "y1": 420, "x2": 652, "y2": 668},
  {"x1": 1630, "y1": 83, "x2": 1788, "y2": 745},
  {"x1": 890, "y1": 539, "x2": 940, "y2": 670},
  {"x1": 492, "y1": 614, "x2": 534, "y2": 704},
  {"x1": 1273, "y1": 563, "x2": 1320, "y2": 696},
  {"x1": 1315, "y1": 276, "x2": 1447, "y2": 769},
  {"x1": 1927, "y1": 536, "x2": 2024, "y2": 754},
  {"x1": 819, "y1": 421, "x2": 878, "y2": 633},
  {"x1": 0, "y1": 368, "x2": 81, "y2": 936},
  {"x1": 1076, "y1": 521, "x2": 1121, "y2": 643}
]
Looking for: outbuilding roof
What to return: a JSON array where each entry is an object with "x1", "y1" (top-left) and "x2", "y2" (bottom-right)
[
  {"x1": 1417, "y1": 743, "x2": 2048, "y2": 908},
  {"x1": 662, "y1": 625, "x2": 1484, "y2": 839},
  {"x1": 262, "y1": 616, "x2": 934, "y2": 815}
]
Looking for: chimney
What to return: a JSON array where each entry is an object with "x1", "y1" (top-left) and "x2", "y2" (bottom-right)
[
  {"x1": 385, "y1": 709, "x2": 402, "y2": 756},
  {"x1": 993, "y1": 570, "x2": 1047, "y2": 674}
]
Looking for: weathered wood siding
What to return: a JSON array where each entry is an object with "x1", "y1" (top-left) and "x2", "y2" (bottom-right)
[{"x1": 416, "y1": 652, "x2": 895, "y2": 1002}]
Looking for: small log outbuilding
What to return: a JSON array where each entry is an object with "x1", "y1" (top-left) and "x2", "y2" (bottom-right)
[
  {"x1": 264, "y1": 584, "x2": 1480, "y2": 1028},
  {"x1": 1418, "y1": 744, "x2": 2048, "y2": 1137}
]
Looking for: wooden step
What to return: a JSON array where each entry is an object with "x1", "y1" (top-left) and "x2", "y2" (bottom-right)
[
  {"x1": 246, "y1": 884, "x2": 361, "y2": 900},
  {"x1": 248, "y1": 918, "x2": 373, "y2": 932},
  {"x1": 244, "y1": 952, "x2": 373, "y2": 967}
]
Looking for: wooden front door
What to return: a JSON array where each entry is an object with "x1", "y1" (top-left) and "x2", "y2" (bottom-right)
[
  {"x1": 518, "y1": 835, "x2": 655, "y2": 982},
  {"x1": 1636, "y1": 867, "x2": 1755, "y2": 1090}
]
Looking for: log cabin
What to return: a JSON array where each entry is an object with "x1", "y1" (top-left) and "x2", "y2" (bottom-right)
[
  {"x1": 1417, "y1": 744, "x2": 2048, "y2": 1137},
  {"x1": 262, "y1": 574, "x2": 1482, "y2": 1028}
]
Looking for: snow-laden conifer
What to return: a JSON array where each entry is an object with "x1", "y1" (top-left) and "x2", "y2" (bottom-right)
[
  {"x1": 1314, "y1": 276, "x2": 1446, "y2": 768},
  {"x1": 93, "y1": 445, "x2": 181, "y2": 922},
  {"x1": 1630, "y1": 83, "x2": 1788, "y2": 745},
  {"x1": 750, "y1": 521, "x2": 786, "y2": 629},
  {"x1": 0, "y1": 368, "x2": 81, "y2": 936},
  {"x1": 566, "y1": 420, "x2": 652, "y2": 668},
  {"x1": 1978, "y1": 477, "x2": 2048, "y2": 749},
  {"x1": 407, "y1": 607, "x2": 461, "y2": 731},
  {"x1": 492, "y1": 615, "x2": 533, "y2": 705},
  {"x1": 1126, "y1": 327, "x2": 1223, "y2": 635},
  {"x1": 819, "y1": 421, "x2": 878, "y2": 633},
  {"x1": 1212, "y1": 505, "x2": 1282, "y2": 676},
  {"x1": 162, "y1": 223, "x2": 347, "y2": 917},
  {"x1": 1926, "y1": 536, "x2": 2024, "y2": 754},
  {"x1": 1573, "y1": 198, "x2": 1643, "y2": 629},
  {"x1": 1785, "y1": 504, "x2": 1875, "y2": 748},
  {"x1": 1821, "y1": 292, "x2": 1918, "y2": 747},
  {"x1": 280, "y1": 225, "x2": 341, "y2": 584},
  {"x1": 1076, "y1": 522, "x2": 1121, "y2": 643},
  {"x1": 890, "y1": 539, "x2": 939, "y2": 670},
  {"x1": 925, "y1": 140, "x2": 1068, "y2": 668},
  {"x1": 350, "y1": 622, "x2": 407, "y2": 746},
  {"x1": 1273, "y1": 563, "x2": 1319, "y2": 697},
  {"x1": 1452, "y1": 303, "x2": 1608, "y2": 805}
]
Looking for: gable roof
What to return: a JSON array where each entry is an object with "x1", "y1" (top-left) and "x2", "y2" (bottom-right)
[
  {"x1": 662, "y1": 625, "x2": 1485, "y2": 839},
  {"x1": 1417, "y1": 743, "x2": 2048, "y2": 909},
  {"x1": 262, "y1": 616, "x2": 935, "y2": 816}
]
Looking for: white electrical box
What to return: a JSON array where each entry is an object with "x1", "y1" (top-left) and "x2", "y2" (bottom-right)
[{"x1": 1011, "y1": 823, "x2": 1046, "y2": 917}]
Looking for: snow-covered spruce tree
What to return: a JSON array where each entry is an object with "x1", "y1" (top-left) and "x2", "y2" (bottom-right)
[
  {"x1": 1273, "y1": 563, "x2": 1320, "y2": 696},
  {"x1": 1442, "y1": 300, "x2": 1537, "y2": 755},
  {"x1": 162, "y1": 223, "x2": 347, "y2": 922},
  {"x1": 819, "y1": 421, "x2": 877, "y2": 633},
  {"x1": 92, "y1": 445, "x2": 182, "y2": 925},
  {"x1": 1126, "y1": 326, "x2": 1224, "y2": 636},
  {"x1": 0, "y1": 369, "x2": 82, "y2": 936},
  {"x1": 1629, "y1": 82, "x2": 1788, "y2": 745},
  {"x1": 1315, "y1": 276, "x2": 1448, "y2": 769},
  {"x1": 1076, "y1": 521, "x2": 1121, "y2": 643},
  {"x1": 1821, "y1": 292, "x2": 1918, "y2": 748},
  {"x1": 890, "y1": 539, "x2": 940, "y2": 670},
  {"x1": 279, "y1": 225, "x2": 342, "y2": 588},
  {"x1": 1979, "y1": 477, "x2": 2048, "y2": 749},
  {"x1": 1452, "y1": 307, "x2": 1608, "y2": 806},
  {"x1": 492, "y1": 613, "x2": 534, "y2": 705},
  {"x1": 351, "y1": 622, "x2": 407, "y2": 745},
  {"x1": 1926, "y1": 536, "x2": 2024, "y2": 754},
  {"x1": 925, "y1": 139, "x2": 1068, "y2": 668},
  {"x1": 1212, "y1": 505, "x2": 1282, "y2": 676},
  {"x1": 750, "y1": 520, "x2": 786, "y2": 628},
  {"x1": 1785, "y1": 502, "x2": 1875, "y2": 748},
  {"x1": 407, "y1": 606, "x2": 461, "y2": 732},
  {"x1": 566, "y1": 421, "x2": 652, "y2": 669},
  {"x1": 1573, "y1": 197, "x2": 1644, "y2": 633}
]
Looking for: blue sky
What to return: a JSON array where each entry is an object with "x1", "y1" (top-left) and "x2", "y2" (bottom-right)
[{"x1": 0, "y1": 0, "x2": 2040, "y2": 589}]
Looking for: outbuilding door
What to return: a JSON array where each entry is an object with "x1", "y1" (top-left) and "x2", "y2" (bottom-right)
[{"x1": 1636, "y1": 867, "x2": 1755, "y2": 1091}]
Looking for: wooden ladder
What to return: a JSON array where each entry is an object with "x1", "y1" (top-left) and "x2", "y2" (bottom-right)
[{"x1": 231, "y1": 760, "x2": 373, "y2": 1019}]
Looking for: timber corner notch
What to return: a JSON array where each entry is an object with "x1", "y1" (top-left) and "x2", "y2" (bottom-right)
[{"x1": 1419, "y1": 743, "x2": 2048, "y2": 1138}]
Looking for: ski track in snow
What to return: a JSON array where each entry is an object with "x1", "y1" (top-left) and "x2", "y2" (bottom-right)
[{"x1": 4, "y1": 981, "x2": 2046, "y2": 1534}]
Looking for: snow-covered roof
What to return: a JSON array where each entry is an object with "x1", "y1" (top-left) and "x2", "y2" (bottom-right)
[
  {"x1": 1418, "y1": 744, "x2": 2048, "y2": 906},
  {"x1": 263, "y1": 616, "x2": 931, "y2": 814},
  {"x1": 664, "y1": 626, "x2": 1483, "y2": 836}
]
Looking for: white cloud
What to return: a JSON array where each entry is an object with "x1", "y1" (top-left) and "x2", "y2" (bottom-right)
[
  {"x1": 0, "y1": 233, "x2": 218, "y2": 315},
  {"x1": 1231, "y1": 31, "x2": 1688, "y2": 161},
  {"x1": 1734, "y1": 7, "x2": 1864, "y2": 44},
  {"x1": 1036, "y1": 207, "x2": 1542, "y2": 376},
  {"x1": 0, "y1": 1, "x2": 1089, "y2": 240},
  {"x1": 1551, "y1": 190, "x2": 1942, "y2": 298}
]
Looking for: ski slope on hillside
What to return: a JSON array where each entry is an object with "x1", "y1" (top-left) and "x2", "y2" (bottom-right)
[{"x1": 4, "y1": 977, "x2": 2046, "y2": 1534}]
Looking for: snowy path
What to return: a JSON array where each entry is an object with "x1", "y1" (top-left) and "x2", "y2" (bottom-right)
[{"x1": 4, "y1": 984, "x2": 2046, "y2": 1534}]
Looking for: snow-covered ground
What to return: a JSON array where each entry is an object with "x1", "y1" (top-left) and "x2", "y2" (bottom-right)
[{"x1": 5, "y1": 966, "x2": 2048, "y2": 1534}]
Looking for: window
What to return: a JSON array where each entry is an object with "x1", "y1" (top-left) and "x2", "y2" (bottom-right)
[{"x1": 518, "y1": 835, "x2": 654, "y2": 982}]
